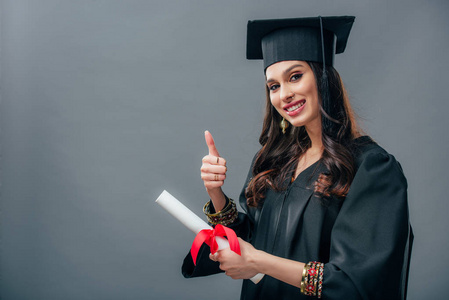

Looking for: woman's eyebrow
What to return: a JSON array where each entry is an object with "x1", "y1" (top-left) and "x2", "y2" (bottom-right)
[
  {"x1": 283, "y1": 64, "x2": 304, "y2": 75},
  {"x1": 266, "y1": 64, "x2": 304, "y2": 84}
]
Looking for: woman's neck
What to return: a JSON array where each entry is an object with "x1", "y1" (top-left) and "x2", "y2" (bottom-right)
[
  {"x1": 305, "y1": 123, "x2": 323, "y2": 153},
  {"x1": 293, "y1": 124, "x2": 323, "y2": 180}
]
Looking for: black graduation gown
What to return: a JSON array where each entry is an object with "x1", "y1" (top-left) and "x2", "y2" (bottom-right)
[{"x1": 182, "y1": 136, "x2": 413, "y2": 300}]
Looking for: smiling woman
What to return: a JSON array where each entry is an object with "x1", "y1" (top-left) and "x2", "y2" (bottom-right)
[
  {"x1": 266, "y1": 61, "x2": 321, "y2": 128},
  {"x1": 182, "y1": 16, "x2": 413, "y2": 300}
]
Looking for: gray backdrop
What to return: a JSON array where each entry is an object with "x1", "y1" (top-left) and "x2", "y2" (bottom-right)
[{"x1": 1, "y1": 0, "x2": 448, "y2": 299}]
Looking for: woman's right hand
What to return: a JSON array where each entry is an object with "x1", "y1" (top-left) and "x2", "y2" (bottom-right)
[{"x1": 201, "y1": 131, "x2": 228, "y2": 210}]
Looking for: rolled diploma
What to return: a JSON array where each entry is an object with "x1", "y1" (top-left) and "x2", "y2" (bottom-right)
[{"x1": 156, "y1": 190, "x2": 264, "y2": 284}]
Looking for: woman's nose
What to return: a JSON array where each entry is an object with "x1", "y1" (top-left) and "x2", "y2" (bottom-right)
[{"x1": 280, "y1": 86, "x2": 294, "y2": 102}]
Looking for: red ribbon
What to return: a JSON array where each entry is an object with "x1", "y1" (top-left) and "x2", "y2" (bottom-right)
[{"x1": 190, "y1": 224, "x2": 241, "y2": 265}]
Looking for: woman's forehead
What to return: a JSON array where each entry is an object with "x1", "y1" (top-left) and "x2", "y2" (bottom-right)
[{"x1": 265, "y1": 60, "x2": 309, "y2": 79}]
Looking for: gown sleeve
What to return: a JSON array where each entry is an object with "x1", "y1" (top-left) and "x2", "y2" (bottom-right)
[{"x1": 322, "y1": 151, "x2": 410, "y2": 300}]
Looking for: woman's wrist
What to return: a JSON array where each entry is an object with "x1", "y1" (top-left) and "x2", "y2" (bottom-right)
[
  {"x1": 206, "y1": 187, "x2": 227, "y2": 212},
  {"x1": 252, "y1": 249, "x2": 269, "y2": 275},
  {"x1": 252, "y1": 250, "x2": 305, "y2": 288}
]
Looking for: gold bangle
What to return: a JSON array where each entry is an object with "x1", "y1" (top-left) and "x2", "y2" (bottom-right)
[
  {"x1": 204, "y1": 198, "x2": 238, "y2": 226},
  {"x1": 301, "y1": 263, "x2": 309, "y2": 294},
  {"x1": 203, "y1": 198, "x2": 232, "y2": 216}
]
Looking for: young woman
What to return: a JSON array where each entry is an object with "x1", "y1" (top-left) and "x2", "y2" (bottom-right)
[{"x1": 182, "y1": 16, "x2": 413, "y2": 300}]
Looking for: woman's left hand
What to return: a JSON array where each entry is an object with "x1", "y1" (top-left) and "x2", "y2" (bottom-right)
[{"x1": 209, "y1": 238, "x2": 261, "y2": 280}]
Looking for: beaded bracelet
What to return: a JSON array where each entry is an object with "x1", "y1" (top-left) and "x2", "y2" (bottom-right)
[
  {"x1": 301, "y1": 261, "x2": 324, "y2": 298},
  {"x1": 317, "y1": 262, "x2": 324, "y2": 298},
  {"x1": 203, "y1": 198, "x2": 238, "y2": 226}
]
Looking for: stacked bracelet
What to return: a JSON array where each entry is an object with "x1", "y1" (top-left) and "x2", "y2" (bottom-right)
[
  {"x1": 203, "y1": 198, "x2": 238, "y2": 226},
  {"x1": 301, "y1": 261, "x2": 324, "y2": 298}
]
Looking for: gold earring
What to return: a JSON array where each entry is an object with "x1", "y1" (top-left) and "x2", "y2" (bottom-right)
[{"x1": 280, "y1": 118, "x2": 289, "y2": 134}]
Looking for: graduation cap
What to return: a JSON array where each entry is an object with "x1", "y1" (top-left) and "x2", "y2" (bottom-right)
[{"x1": 246, "y1": 16, "x2": 355, "y2": 70}]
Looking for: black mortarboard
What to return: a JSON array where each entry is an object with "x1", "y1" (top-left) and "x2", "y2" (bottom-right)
[{"x1": 246, "y1": 16, "x2": 355, "y2": 69}]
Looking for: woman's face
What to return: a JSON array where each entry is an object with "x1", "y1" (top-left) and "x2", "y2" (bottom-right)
[{"x1": 265, "y1": 60, "x2": 321, "y2": 130}]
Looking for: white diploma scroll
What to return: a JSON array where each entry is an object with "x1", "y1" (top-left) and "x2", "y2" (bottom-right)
[{"x1": 156, "y1": 190, "x2": 264, "y2": 284}]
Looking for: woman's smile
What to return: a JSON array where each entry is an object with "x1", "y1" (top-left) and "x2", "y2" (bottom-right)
[{"x1": 284, "y1": 99, "x2": 306, "y2": 116}]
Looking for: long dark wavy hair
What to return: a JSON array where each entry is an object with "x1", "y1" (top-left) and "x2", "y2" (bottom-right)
[{"x1": 245, "y1": 61, "x2": 361, "y2": 207}]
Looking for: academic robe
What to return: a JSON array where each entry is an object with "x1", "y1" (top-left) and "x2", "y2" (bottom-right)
[{"x1": 182, "y1": 136, "x2": 413, "y2": 300}]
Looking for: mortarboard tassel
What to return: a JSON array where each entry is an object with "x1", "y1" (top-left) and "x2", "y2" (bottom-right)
[{"x1": 319, "y1": 16, "x2": 338, "y2": 138}]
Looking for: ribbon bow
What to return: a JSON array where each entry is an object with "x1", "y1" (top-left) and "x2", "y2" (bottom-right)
[{"x1": 190, "y1": 224, "x2": 241, "y2": 265}]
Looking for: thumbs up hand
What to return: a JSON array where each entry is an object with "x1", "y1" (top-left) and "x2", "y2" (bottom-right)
[
  {"x1": 201, "y1": 130, "x2": 227, "y2": 190},
  {"x1": 201, "y1": 131, "x2": 228, "y2": 210}
]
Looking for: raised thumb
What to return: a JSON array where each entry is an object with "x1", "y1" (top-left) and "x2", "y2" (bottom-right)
[{"x1": 205, "y1": 130, "x2": 220, "y2": 157}]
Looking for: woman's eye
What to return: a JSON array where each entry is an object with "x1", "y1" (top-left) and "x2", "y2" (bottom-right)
[
  {"x1": 290, "y1": 73, "x2": 303, "y2": 81},
  {"x1": 268, "y1": 84, "x2": 279, "y2": 91}
]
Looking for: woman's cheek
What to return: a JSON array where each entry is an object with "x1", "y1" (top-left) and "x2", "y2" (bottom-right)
[{"x1": 270, "y1": 96, "x2": 281, "y2": 111}]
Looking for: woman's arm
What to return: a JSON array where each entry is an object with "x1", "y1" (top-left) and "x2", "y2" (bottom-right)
[
  {"x1": 256, "y1": 250, "x2": 305, "y2": 288},
  {"x1": 211, "y1": 238, "x2": 305, "y2": 288}
]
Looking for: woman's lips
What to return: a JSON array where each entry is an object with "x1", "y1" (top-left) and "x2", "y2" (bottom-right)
[{"x1": 284, "y1": 100, "x2": 306, "y2": 116}]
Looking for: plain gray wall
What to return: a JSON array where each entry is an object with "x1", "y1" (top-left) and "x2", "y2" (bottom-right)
[{"x1": 1, "y1": 0, "x2": 448, "y2": 299}]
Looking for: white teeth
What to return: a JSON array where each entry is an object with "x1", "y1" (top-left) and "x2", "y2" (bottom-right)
[{"x1": 287, "y1": 102, "x2": 304, "y2": 112}]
